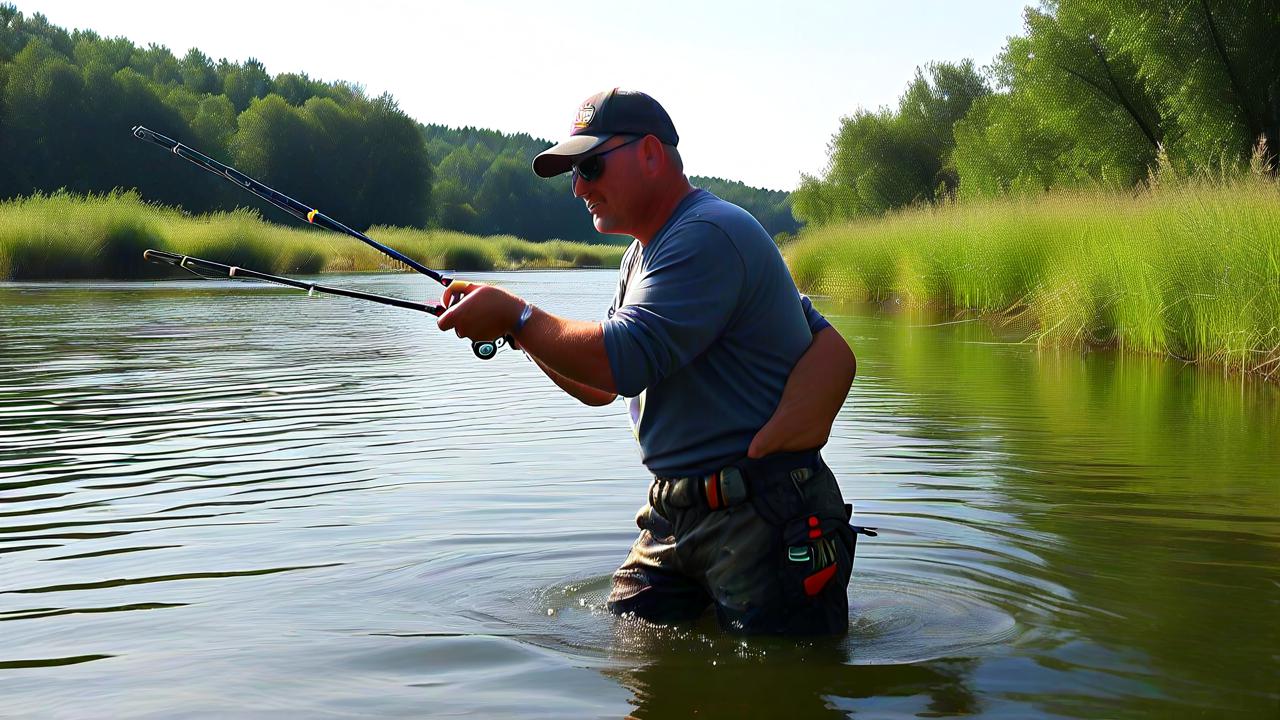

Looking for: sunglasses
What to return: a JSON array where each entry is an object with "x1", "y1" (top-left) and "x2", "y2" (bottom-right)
[{"x1": 572, "y1": 135, "x2": 644, "y2": 182}]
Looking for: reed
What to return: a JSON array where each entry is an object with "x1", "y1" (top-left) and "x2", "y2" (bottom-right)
[
  {"x1": 785, "y1": 172, "x2": 1280, "y2": 379},
  {"x1": 0, "y1": 191, "x2": 626, "y2": 280}
]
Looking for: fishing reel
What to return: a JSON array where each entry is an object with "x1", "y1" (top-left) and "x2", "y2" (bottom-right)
[{"x1": 471, "y1": 335, "x2": 515, "y2": 360}]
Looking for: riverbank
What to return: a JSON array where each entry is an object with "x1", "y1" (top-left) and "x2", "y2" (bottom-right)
[
  {"x1": 0, "y1": 191, "x2": 627, "y2": 280},
  {"x1": 784, "y1": 173, "x2": 1280, "y2": 380}
]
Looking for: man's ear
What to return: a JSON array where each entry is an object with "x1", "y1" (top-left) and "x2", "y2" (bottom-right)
[{"x1": 641, "y1": 135, "x2": 665, "y2": 175}]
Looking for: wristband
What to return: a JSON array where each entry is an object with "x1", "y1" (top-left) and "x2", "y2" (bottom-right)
[{"x1": 513, "y1": 302, "x2": 534, "y2": 335}]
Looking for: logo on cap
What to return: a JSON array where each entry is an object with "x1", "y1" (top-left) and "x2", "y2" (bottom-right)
[{"x1": 573, "y1": 104, "x2": 596, "y2": 130}]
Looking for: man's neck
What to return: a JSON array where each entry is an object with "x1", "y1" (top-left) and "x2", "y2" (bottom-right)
[{"x1": 634, "y1": 179, "x2": 695, "y2": 246}]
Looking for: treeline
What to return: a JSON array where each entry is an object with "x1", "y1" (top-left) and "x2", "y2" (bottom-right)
[
  {"x1": 0, "y1": 6, "x2": 432, "y2": 230},
  {"x1": 0, "y1": 5, "x2": 797, "y2": 242},
  {"x1": 794, "y1": 0, "x2": 1279, "y2": 225},
  {"x1": 423, "y1": 124, "x2": 602, "y2": 242}
]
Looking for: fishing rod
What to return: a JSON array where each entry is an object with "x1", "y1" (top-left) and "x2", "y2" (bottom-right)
[
  {"x1": 141, "y1": 250, "x2": 508, "y2": 360},
  {"x1": 131, "y1": 125, "x2": 451, "y2": 286},
  {"x1": 132, "y1": 125, "x2": 512, "y2": 360}
]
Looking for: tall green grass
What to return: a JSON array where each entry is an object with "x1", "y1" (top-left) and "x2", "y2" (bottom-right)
[
  {"x1": 0, "y1": 191, "x2": 626, "y2": 280},
  {"x1": 785, "y1": 173, "x2": 1280, "y2": 380}
]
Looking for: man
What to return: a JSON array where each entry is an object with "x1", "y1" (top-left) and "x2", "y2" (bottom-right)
[{"x1": 437, "y1": 88, "x2": 861, "y2": 634}]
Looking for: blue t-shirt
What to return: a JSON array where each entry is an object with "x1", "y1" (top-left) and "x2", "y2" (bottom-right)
[{"x1": 603, "y1": 189, "x2": 830, "y2": 477}]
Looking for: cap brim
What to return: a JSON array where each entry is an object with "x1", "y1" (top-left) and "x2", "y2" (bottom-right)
[{"x1": 532, "y1": 134, "x2": 613, "y2": 177}]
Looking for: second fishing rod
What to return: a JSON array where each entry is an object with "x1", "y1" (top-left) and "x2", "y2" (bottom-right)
[{"x1": 132, "y1": 125, "x2": 514, "y2": 359}]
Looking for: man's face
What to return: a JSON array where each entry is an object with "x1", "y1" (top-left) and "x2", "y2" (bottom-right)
[{"x1": 571, "y1": 136, "x2": 647, "y2": 236}]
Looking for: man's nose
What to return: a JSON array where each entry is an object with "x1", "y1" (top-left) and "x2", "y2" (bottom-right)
[{"x1": 572, "y1": 170, "x2": 589, "y2": 198}]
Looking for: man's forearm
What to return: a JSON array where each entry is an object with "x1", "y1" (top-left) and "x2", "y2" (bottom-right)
[
  {"x1": 748, "y1": 326, "x2": 856, "y2": 458},
  {"x1": 530, "y1": 355, "x2": 617, "y2": 406},
  {"x1": 516, "y1": 306, "x2": 618, "y2": 395}
]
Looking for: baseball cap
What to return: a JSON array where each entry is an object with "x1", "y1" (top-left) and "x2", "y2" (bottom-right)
[{"x1": 532, "y1": 88, "x2": 679, "y2": 178}]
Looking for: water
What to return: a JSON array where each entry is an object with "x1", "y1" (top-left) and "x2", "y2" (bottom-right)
[{"x1": 2, "y1": 271, "x2": 1277, "y2": 718}]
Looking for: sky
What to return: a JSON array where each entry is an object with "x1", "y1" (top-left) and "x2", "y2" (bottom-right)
[{"x1": 25, "y1": 0, "x2": 1032, "y2": 191}]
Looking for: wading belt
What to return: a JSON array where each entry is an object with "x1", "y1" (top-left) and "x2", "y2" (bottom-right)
[
  {"x1": 650, "y1": 466, "x2": 749, "y2": 514},
  {"x1": 650, "y1": 455, "x2": 880, "y2": 549},
  {"x1": 649, "y1": 456, "x2": 820, "y2": 514}
]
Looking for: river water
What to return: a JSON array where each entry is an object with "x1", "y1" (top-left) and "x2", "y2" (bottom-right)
[{"x1": 1, "y1": 271, "x2": 1277, "y2": 718}]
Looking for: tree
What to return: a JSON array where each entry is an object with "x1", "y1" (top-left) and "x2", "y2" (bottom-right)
[
  {"x1": 71, "y1": 31, "x2": 132, "y2": 73},
  {"x1": 222, "y1": 57, "x2": 271, "y2": 113},
  {"x1": 351, "y1": 94, "x2": 433, "y2": 227},
  {"x1": 230, "y1": 94, "x2": 315, "y2": 218},
  {"x1": 1008, "y1": 3, "x2": 1166, "y2": 186},
  {"x1": 953, "y1": 91, "x2": 1084, "y2": 197},
  {"x1": 0, "y1": 41, "x2": 85, "y2": 193},
  {"x1": 791, "y1": 173, "x2": 859, "y2": 227},
  {"x1": 132, "y1": 43, "x2": 179, "y2": 85},
  {"x1": 179, "y1": 48, "x2": 217, "y2": 94},
  {"x1": 274, "y1": 72, "x2": 320, "y2": 106},
  {"x1": 792, "y1": 60, "x2": 989, "y2": 225},
  {"x1": 1109, "y1": 0, "x2": 1280, "y2": 172},
  {"x1": 0, "y1": 4, "x2": 23, "y2": 62},
  {"x1": 189, "y1": 93, "x2": 236, "y2": 150},
  {"x1": 0, "y1": 9, "x2": 791, "y2": 237},
  {"x1": 473, "y1": 155, "x2": 544, "y2": 236},
  {"x1": 953, "y1": 0, "x2": 1279, "y2": 195}
]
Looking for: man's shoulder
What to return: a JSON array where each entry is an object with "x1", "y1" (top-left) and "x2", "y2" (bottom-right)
[
  {"x1": 670, "y1": 190, "x2": 774, "y2": 256},
  {"x1": 678, "y1": 190, "x2": 754, "y2": 227}
]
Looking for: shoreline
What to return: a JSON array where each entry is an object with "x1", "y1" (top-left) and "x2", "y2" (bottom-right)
[
  {"x1": 785, "y1": 177, "x2": 1280, "y2": 382},
  {"x1": 0, "y1": 191, "x2": 627, "y2": 281}
]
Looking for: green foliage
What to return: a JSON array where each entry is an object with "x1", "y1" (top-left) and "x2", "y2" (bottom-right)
[
  {"x1": 804, "y1": 1, "x2": 1278, "y2": 210},
  {"x1": 794, "y1": 60, "x2": 990, "y2": 225},
  {"x1": 954, "y1": 0, "x2": 1279, "y2": 197},
  {"x1": 423, "y1": 124, "x2": 599, "y2": 242},
  {"x1": 178, "y1": 48, "x2": 217, "y2": 94},
  {"x1": 953, "y1": 92, "x2": 1086, "y2": 196},
  {"x1": 785, "y1": 171, "x2": 1280, "y2": 378},
  {"x1": 0, "y1": 190, "x2": 163, "y2": 279},
  {"x1": 0, "y1": 7, "x2": 795, "y2": 245},
  {"x1": 0, "y1": 7, "x2": 435, "y2": 231},
  {"x1": 222, "y1": 57, "x2": 270, "y2": 113},
  {"x1": 1110, "y1": 0, "x2": 1279, "y2": 171},
  {"x1": 955, "y1": 3, "x2": 1166, "y2": 197},
  {"x1": 441, "y1": 244, "x2": 496, "y2": 272},
  {"x1": 0, "y1": 191, "x2": 626, "y2": 279}
]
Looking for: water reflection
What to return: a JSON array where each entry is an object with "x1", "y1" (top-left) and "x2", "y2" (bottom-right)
[
  {"x1": 611, "y1": 638, "x2": 980, "y2": 719},
  {"x1": 831, "y1": 301, "x2": 1280, "y2": 717},
  {"x1": 1, "y1": 278, "x2": 1276, "y2": 718}
]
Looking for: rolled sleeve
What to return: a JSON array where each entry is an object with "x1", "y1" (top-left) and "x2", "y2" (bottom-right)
[
  {"x1": 800, "y1": 294, "x2": 831, "y2": 334},
  {"x1": 603, "y1": 223, "x2": 745, "y2": 397}
]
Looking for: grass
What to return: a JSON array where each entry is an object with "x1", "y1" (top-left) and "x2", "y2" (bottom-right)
[
  {"x1": 0, "y1": 190, "x2": 626, "y2": 280},
  {"x1": 784, "y1": 171, "x2": 1280, "y2": 380}
]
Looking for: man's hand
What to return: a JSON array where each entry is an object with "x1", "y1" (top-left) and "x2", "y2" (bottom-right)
[{"x1": 436, "y1": 281, "x2": 524, "y2": 341}]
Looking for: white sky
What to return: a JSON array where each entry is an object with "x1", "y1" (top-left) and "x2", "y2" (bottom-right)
[{"x1": 25, "y1": 0, "x2": 1031, "y2": 191}]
